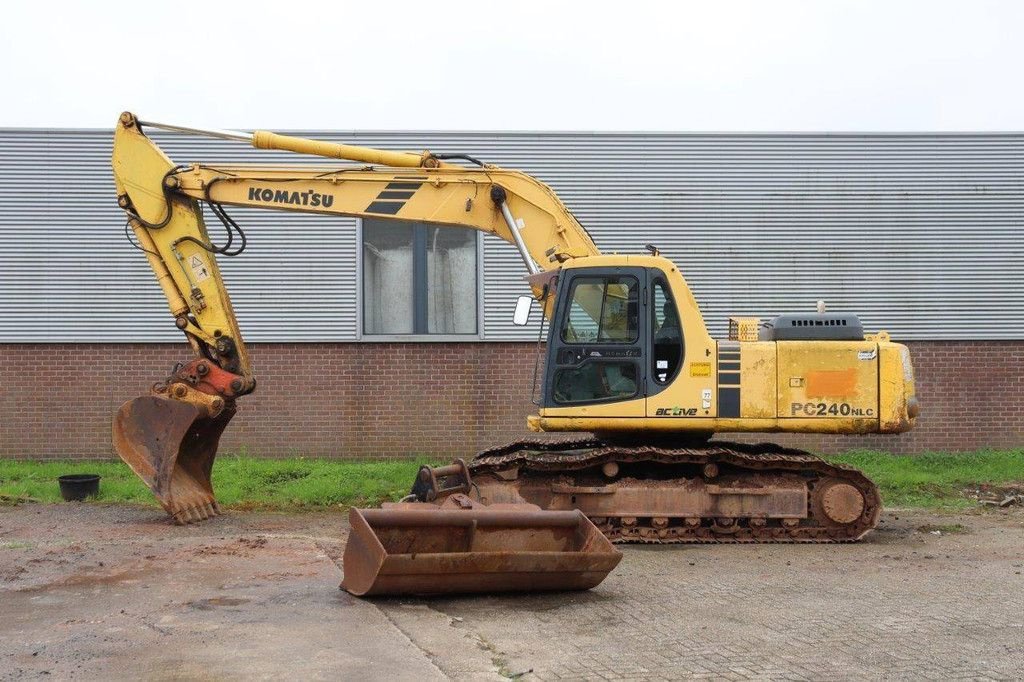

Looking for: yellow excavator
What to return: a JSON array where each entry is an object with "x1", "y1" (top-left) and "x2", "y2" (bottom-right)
[{"x1": 111, "y1": 113, "x2": 918, "y2": 592}]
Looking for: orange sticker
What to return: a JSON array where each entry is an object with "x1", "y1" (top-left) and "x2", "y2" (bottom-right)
[{"x1": 805, "y1": 369, "x2": 858, "y2": 398}]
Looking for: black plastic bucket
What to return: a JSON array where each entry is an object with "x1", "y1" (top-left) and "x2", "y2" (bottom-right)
[{"x1": 58, "y1": 474, "x2": 101, "y2": 501}]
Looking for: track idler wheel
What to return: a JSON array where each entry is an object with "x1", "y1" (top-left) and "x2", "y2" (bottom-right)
[
  {"x1": 820, "y1": 482, "x2": 866, "y2": 525},
  {"x1": 813, "y1": 478, "x2": 868, "y2": 527},
  {"x1": 112, "y1": 391, "x2": 234, "y2": 524}
]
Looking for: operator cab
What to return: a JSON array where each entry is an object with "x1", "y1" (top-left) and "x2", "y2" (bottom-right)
[{"x1": 536, "y1": 265, "x2": 683, "y2": 407}]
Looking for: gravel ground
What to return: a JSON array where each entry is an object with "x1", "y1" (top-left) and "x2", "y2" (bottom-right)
[{"x1": 1, "y1": 503, "x2": 1022, "y2": 680}]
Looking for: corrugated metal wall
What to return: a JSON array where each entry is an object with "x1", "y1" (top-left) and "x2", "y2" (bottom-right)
[{"x1": 1, "y1": 129, "x2": 1021, "y2": 342}]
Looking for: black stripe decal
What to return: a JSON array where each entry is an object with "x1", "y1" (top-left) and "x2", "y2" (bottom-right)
[
  {"x1": 718, "y1": 361, "x2": 741, "y2": 372},
  {"x1": 386, "y1": 182, "x2": 424, "y2": 190},
  {"x1": 366, "y1": 201, "x2": 404, "y2": 215},
  {"x1": 377, "y1": 190, "x2": 417, "y2": 200},
  {"x1": 718, "y1": 388, "x2": 741, "y2": 418}
]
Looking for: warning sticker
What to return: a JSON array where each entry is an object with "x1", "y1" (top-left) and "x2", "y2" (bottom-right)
[
  {"x1": 690, "y1": 362, "x2": 711, "y2": 377},
  {"x1": 190, "y1": 254, "x2": 210, "y2": 282}
]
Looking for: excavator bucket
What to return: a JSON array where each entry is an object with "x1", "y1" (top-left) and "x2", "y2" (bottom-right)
[
  {"x1": 341, "y1": 501, "x2": 622, "y2": 596},
  {"x1": 112, "y1": 394, "x2": 235, "y2": 524}
]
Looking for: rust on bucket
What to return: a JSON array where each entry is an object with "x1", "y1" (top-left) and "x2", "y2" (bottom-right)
[{"x1": 341, "y1": 502, "x2": 622, "y2": 596}]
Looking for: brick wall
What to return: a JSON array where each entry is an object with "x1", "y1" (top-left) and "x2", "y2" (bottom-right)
[{"x1": 0, "y1": 341, "x2": 1020, "y2": 459}]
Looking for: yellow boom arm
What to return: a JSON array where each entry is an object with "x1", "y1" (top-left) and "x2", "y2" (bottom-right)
[{"x1": 113, "y1": 112, "x2": 600, "y2": 381}]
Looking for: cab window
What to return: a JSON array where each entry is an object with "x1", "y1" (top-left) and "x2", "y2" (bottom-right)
[
  {"x1": 553, "y1": 363, "x2": 638, "y2": 404},
  {"x1": 561, "y1": 276, "x2": 639, "y2": 344},
  {"x1": 652, "y1": 279, "x2": 682, "y2": 383}
]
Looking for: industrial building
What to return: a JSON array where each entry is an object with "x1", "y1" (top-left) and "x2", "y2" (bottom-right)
[{"x1": 1, "y1": 129, "x2": 1021, "y2": 458}]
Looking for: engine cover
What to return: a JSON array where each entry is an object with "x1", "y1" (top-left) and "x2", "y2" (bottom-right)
[{"x1": 759, "y1": 313, "x2": 864, "y2": 341}]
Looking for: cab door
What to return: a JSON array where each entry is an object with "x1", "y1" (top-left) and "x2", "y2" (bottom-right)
[{"x1": 542, "y1": 267, "x2": 648, "y2": 416}]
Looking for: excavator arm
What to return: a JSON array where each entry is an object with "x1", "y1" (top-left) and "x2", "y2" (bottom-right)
[
  {"x1": 114, "y1": 113, "x2": 599, "y2": 377},
  {"x1": 111, "y1": 112, "x2": 601, "y2": 522}
]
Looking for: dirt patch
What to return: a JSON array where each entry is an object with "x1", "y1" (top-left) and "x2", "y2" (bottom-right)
[
  {"x1": 189, "y1": 597, "x2": 252, "y2": 610},
  {"x1": 967, "y1": 483, "x2": 1024, "y2": 507},
  {"x1": 1, "y1": 565, "x2": 26, "y2": 582},
  {"x1": 916, "y1": 522, "x2": 969, "y2": 534},
  {"x1": 193, "y1": 535, "x2": 269, "y2": 557}
]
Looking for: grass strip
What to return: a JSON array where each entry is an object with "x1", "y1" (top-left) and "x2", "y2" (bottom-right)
[
  {"x1": 828, "y1": 449, "x2": 1023, "y2": 509},
  {"x1": 0, "y1": 450, "x2": 1020, "y2": 511},
  {"x1": 0, "y1": 456, "x2": 425, "y2": 510}
]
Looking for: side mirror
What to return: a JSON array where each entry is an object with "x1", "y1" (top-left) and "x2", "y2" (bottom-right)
[{"x1": 512, "y1": 295, "x2": 533, "y2": 326}]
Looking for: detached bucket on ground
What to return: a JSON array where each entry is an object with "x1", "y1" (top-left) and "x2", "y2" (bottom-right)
[{"x1": 341, "y1": 505, "x2": 622, "y2": 596}]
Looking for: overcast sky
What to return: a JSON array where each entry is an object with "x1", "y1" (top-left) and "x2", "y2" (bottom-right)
[{"x1": 2, "y1": 0, "x2": 1022, "y2": 131}]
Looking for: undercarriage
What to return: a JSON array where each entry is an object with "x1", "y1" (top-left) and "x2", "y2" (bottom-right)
[{"x1": 468, "y1": 438, "x2": 881, "y2": 543}]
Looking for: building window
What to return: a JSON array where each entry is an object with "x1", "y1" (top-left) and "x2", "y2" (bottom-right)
[{"x1": 362, "y1": 219, "x2": 478, "y2": 335}]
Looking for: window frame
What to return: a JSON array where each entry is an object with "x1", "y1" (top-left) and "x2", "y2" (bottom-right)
[{"x1": 357, "y1": 218, "x2": 485, "y2": 342}]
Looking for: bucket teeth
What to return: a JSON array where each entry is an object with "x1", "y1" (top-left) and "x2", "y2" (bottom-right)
[{"x1": 170, "y1": 501, "x2": 218, "y2": 524}]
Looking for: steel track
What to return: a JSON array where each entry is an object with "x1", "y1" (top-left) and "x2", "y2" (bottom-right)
[{"x1": 469, "y1": 438, "x2": 881, "y2": 543}]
